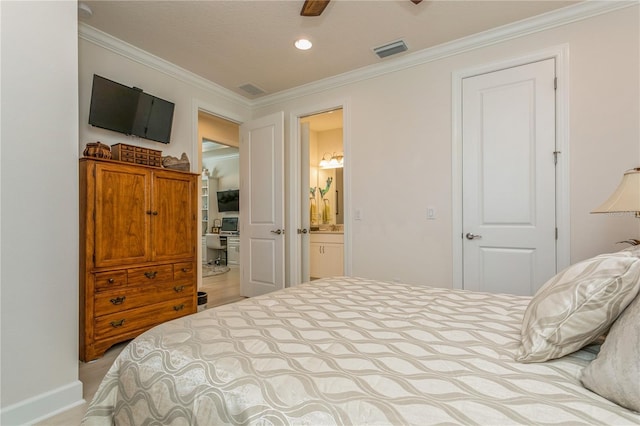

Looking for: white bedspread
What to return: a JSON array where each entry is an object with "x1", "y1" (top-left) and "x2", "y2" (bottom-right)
[{"x1": 82, "y1": 276, "x2": 640, "y2": 425}]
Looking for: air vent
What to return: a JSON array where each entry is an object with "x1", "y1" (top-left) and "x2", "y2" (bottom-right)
[
  {"x1": 373, "y1": 40, "x2": 408, "y2": 59},
  {"x1": 238, "y1": 83, "x2": 266, "y2": 97}
]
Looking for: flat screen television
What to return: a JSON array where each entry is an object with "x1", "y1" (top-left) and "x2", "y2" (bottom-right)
[
  {"x1": 221, "y1": 217, "x2": 238, "y2": 232},
  {"x1": 88, "y1": 74, "x2": 175, "y2": 144},
  {"x1": 217, "y1": 190, "x2": 239, "y2": 212},
  {"x1": 88, "y1": 75, "x2": 140, "y2": 136},
  {"x1": 130, "y1": 92, "x2": 175, "y2": 144}
]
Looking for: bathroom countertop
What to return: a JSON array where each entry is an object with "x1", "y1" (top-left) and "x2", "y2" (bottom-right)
[{"x1": 310, "y1": 226, "x2": 343, "y2": 234}]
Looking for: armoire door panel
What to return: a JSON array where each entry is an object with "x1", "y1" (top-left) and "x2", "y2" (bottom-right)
[
  {"x1": 94, "y1": 163, "x2": 151, "y2": 267},
  {"x1": 153, "y1": 171, "x2": 195, "y2": 261}
]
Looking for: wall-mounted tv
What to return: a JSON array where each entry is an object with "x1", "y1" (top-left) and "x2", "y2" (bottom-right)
[
  {"x1": 217, "y1": 190, "x2": 239, "y2": 212},
  {"x1": 88, "y1": 74, "x2": 175, "y2": 144}
]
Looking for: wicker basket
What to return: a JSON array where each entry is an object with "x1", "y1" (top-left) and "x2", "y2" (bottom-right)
[{"x1": 83, "y1": 142, "x2": 112, "y2": 159}]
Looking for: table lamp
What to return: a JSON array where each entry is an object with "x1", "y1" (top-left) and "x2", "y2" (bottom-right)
[{"x1": 592, "y1": 167, "x2": 640, "y2": 245}]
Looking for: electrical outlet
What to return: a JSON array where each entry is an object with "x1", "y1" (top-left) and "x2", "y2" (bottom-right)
[{"x1": 427, "y1": 207, "x2": 436, "y2": 219}]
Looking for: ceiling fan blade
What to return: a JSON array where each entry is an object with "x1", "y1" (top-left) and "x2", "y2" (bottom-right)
[{"x1": 301, "y1": 0, "x2": 330, "y2": 17}]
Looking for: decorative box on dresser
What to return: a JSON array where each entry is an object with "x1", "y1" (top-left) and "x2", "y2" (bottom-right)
[{"x1": 79, "y1": 158, "x2": 198, "y2": 362}]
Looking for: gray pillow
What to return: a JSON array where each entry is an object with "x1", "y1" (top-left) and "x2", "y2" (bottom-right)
[
  {"x1": 581, "y1": 294, "x2": 640, "y2": 412},
  {"x1": 516, "y1": 253, "x2": 640, "y2": 363}
]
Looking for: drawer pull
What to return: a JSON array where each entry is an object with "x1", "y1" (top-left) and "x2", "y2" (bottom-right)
[
  {"x1": 144, "y1": 271, "x2": 158, "y2": 279},
  {"x1": 174, "y1": 285, "x2": 185, "y2": 292},
  {"x1": 108, "y1": 278, "x2": 115, "y2": 284},
  {"x1": 182, "y1": 268, "x2": 189, "y2": 273},
  {"x1": 110, "y1": 319, "x2": 125, "y2": 328},
  {"x1": 174, "y1": 304, "x2": 185, "y2": 311},
  {"x1": 110, "y1": 296, "x2": 126, "y2": 305}
]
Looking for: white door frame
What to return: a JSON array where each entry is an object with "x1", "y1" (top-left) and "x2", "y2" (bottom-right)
[
  {"x1": 288, "y1": 98, "x2": 352, "y2": 286},
  {"x1": 451, "y1": 45, "x2": 571, "y2": 289},
  {"x1": 191, "y1": 99, "x2": 247, "y2": 287}
]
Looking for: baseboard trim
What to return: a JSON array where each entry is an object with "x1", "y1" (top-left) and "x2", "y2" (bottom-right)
[{"x1": 0, "y1": 380, "x2": 83, "y2": 426}]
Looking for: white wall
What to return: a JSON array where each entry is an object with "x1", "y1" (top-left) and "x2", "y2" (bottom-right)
[
  {"x1": 255, "y1": 5, "x2": 640, "y2": 287},
  {"x1": 1, "y1": 1, "x2": 82, "y2": 424},
  {"x1": 203, "y1": 155, "x2": 240, "y2": 191}
]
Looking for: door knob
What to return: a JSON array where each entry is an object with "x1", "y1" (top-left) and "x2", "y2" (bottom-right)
[
  {"x1": 466, "y1": 233, "x2": 482, "y2": 240},
  {"x1": 271, "y1": 229, "x2": 284, "y2": 235},
  {"x1": 297, "y1": 228, "x2": 308, "y2": 234}
]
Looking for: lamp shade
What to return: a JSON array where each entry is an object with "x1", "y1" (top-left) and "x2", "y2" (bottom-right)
[{"x1": 591, "y1": 168, "x2": 640, "y2": 216}]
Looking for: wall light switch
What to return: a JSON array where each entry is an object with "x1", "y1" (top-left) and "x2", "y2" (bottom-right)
[
  {"x1": 354, "y1": 209, "x2": 363, "y2": 221},
  {"x1": 427, "y1": 207, "x2": 436, "y2": 220}
]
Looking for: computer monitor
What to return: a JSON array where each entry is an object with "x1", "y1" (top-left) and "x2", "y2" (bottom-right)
[{"x1": 221, "y1": 217, "x2": 238, "y2": 233}]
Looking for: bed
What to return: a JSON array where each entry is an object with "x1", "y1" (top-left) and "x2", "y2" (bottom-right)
[{"x1": 82, "y1": 269, "x2": 640, "y2": 425}]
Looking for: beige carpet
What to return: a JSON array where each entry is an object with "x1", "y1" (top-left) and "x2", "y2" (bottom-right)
[{"x1": 202, "y1": 264, "x2": 230, "y2": 277}]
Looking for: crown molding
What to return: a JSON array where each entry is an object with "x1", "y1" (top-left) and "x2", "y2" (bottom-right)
[
  {"x1": 79, "y1": 1, "x2": 636, "y2": 111},
  {"x1": 78, "y1": 23, "x2": 252, "y2": 109},
  {"x1": 252, "y1": 0, "x2": 637, "y2": 108}
]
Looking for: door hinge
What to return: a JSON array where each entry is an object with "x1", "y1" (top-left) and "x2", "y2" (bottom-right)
[
  {"x1": 555, "y1": 227, "x2": 558, "y2": 240},
  {"x1": 553, "y1": 151, "x2": 561, "y2": 165},
  {"x1": 554, "y1": 77, "x2": 558, "y2": 90}
]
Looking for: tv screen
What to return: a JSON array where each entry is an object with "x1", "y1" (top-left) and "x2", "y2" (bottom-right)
[
  {"x1": 131, "y1": 93, "x2": 175, "y2": 144},
  {"x1": 217, "y1": 190, "x2": 239, "y2": 212},
  {"x1": 221, "y1": 217, "x2": 238, "y2": 232},
  {"x1": 88, "y1": 74, "x2": 175, "y2": 144},
  {"x1": 89, "y1": 75, "x2": 139, "y2": 135}
]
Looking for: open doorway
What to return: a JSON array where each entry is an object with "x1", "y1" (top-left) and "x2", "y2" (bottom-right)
[
  {"x1": 300, "y1": 108, "x2": 344, "y2": 281},
  {"x1": 198, "y1": 110, "x2": 243, "y2": 308}
]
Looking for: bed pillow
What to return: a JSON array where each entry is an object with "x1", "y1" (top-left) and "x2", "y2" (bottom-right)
[
  {"x1": 581, "y1": 293, "x2": 640, "y2": 412},
  {"x1": 516, "y1": 253, "x2": 640, "y2": 363}
]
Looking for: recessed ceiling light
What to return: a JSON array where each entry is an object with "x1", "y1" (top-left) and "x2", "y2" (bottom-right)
[{"x1": 295, "y1": 39, "x2": 313, "y2": 51}]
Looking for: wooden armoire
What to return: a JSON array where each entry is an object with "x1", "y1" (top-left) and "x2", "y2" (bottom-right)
[{"x1": 79, "y1": 158, "x2": 198, "y2": 361}]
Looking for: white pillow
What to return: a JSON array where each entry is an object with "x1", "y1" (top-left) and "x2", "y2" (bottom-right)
[
  {"x1": 581, "y1": 293, "x2": 640, "y2": 412},
  {"x1": 516, "y1": 253, "x2": 640, "y2": 363}
]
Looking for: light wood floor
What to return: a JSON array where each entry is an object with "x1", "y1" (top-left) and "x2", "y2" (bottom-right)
[
  {"x1": 201, "y1": 264, "x2": 244, "y2": 308},
  {"x1": 37, "y1": 266, "x2": 242, "y2": 425}
]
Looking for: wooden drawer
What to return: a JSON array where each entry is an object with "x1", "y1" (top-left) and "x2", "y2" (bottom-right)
[
  {"x1": 94, "y1": 296, "x2": 195, "y2": 341},
  {"x1": 95, "y1": 271, "x2": 127, "y2": 291},
  {"x1": 128, "y1": 264, "x2": 173, "y2": 286},
  {"x1": 111, "y1": 144, "x2": 162, "y2": 167},
  {"x1": 174, "y1": 262, "x2": 195, "y2": 281},
  {"x1": 94, "y1": 282, "x2": 195, "y2": 316}
]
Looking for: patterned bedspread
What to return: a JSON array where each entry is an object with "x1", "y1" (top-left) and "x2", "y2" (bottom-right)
[{"x1": 82, "y1": 276, "x2": 640, "y2": 425}]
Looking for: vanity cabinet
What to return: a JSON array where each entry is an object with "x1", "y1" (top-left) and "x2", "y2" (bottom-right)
[
  {"x1": 79, "y1": 158, "x2": 198, "y2": 361},
  {"x1": 309, "y1": 233, "x2": 344, "y2": 279}
]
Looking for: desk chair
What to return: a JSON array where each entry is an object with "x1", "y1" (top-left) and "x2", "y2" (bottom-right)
[{"x1": 205, "y1": 234, "x2": 227, "y2": 266}]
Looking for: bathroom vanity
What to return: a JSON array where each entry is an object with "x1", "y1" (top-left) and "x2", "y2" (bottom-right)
[{"x1": 309, "y1": 231, "x2": 344, "y2": 279}]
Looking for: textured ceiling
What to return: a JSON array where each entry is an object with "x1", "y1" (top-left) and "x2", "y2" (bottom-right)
[{"x1": 80, "y1": 0, "x2": 579, "y2": 99}]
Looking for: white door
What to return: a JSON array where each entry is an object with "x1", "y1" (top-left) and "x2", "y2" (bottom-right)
[
  {"x1": 239, "y1": 112, "x2": 285, "y2": 297},
  {"x1": 462, "y1": 59, "x2": 556, "y2": 296}
]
